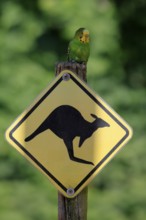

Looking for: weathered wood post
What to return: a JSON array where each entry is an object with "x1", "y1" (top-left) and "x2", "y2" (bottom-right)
[
  {"x1": 55, "y1": 61, "x2": 87, "y2": 82},
  {"x1": 55, "y1": 61, "x2": 88, "y2": 220}
]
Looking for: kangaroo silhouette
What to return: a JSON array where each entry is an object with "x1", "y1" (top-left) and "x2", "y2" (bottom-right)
[{"x1": 25, "y1": 105, "x2": 110, "y2": 165}]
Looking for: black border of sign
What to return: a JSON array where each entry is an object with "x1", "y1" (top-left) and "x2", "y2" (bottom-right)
[{"x1": 9, "y1": 73, "x2": 129, "y2": 195}]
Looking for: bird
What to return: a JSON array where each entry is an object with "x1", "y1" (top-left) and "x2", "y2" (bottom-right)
[{"x1": 68, "y1": 28, "x2": 90, "y2": 64}]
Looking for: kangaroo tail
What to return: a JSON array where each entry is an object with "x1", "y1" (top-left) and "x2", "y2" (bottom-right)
[{"x1": 25, "y1": 130, "x2": 38, "y2": 142}]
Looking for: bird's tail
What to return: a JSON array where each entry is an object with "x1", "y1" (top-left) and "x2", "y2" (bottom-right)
[{"x1": 67, "y1": 47, "x2": 70, "y2": 61}]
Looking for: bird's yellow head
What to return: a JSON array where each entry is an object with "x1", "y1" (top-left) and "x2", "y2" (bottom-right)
[{"x1": 75, "y1": 28, "x2": 90, "y2": 43}]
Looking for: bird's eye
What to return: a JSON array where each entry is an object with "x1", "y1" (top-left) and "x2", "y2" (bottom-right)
[{"x1": 79, "y1": 36, "x2": 82, "y2": 42}]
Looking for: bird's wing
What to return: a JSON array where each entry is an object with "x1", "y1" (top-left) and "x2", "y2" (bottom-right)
[{"x1": 68, "y1": 40, "x2": 81, "y2": 61}]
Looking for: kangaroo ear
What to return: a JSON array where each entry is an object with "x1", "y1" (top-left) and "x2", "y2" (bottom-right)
[{"x1": 91, "y1": 114, "x2": 98, "y2": 119}]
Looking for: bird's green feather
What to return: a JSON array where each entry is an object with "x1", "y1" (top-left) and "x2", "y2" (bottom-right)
[{"x1": 68, "y1": 28, "x2": 90, "y2": 63}]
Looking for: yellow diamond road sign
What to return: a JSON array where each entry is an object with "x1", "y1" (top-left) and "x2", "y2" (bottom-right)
[{"x1": 6, "y1": 70, "x2": 132, "y2": 198}]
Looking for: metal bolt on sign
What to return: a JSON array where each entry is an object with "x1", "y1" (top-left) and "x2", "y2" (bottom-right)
[
  {"x1": 67, "y1": 188, "x2": 75, "y2": 196},
  {"x1": 62, "y1": 73, "x2": 70, "y2": 81}
]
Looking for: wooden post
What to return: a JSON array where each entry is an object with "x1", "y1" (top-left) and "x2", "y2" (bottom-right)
[
  {"x1": 55, "y1": 61, "x2": 88, "y2": 220},
  {"x1": 58, "y1": 187, "x2": 88, "y2": 220},
  {"x1": 55, "y1": 61, "x2": 87, "y2": 82}
]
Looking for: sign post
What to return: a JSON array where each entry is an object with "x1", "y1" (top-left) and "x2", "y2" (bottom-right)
[
  {"x1": 58, "y1": 187, "x2": 88, "y2": 220},
  {"x1": 56, "y1": 62, "x2": 88, "y2": 220}
]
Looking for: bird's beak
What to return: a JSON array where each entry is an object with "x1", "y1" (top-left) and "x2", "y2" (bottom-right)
[{"x1": 82, "y1": 30, "x2": 89, "y2": 43}]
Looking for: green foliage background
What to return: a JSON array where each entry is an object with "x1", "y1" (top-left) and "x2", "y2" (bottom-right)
[{"x1": 0, "y1": 0, "x2": 146, "y2": 219}]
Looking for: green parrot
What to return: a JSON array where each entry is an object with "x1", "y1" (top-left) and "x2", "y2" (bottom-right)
[{"x1": 68, "y1": 28, "x2": 90, "y2": 64}]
